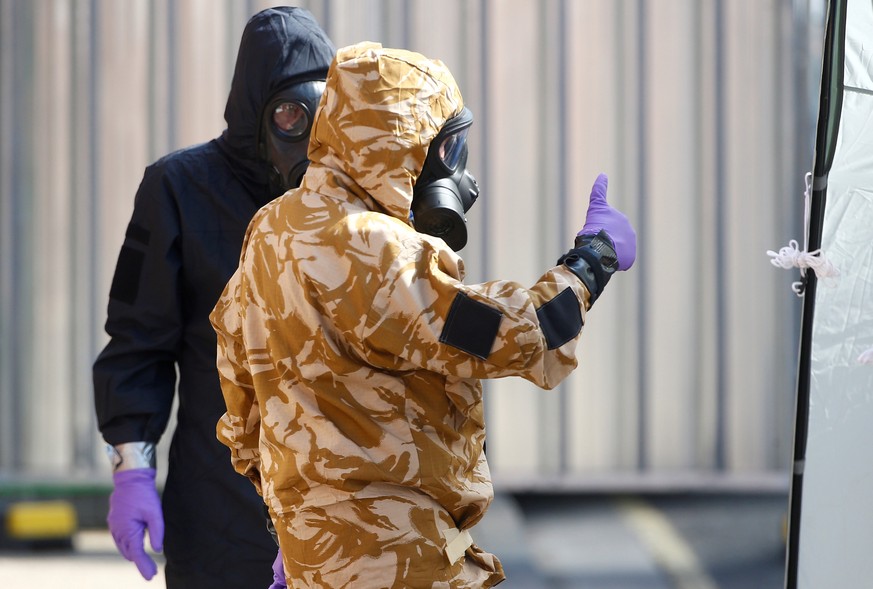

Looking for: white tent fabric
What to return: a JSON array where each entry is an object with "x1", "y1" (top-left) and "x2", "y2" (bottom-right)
[{"x1": 796, "y1": 0, "x2": 873, "y2": 585}]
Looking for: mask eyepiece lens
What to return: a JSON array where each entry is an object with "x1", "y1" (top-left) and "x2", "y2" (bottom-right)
[
  {"x1": 272, "y1": 102, "x2": 308, "y2": 138},
  {"x1": 438, "y1": 127, "x2": 469, "y2": 170}
]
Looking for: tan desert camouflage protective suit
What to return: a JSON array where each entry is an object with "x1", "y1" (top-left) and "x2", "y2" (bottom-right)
[{"x1": 212, "y1": 42, "x2": 594, "y2": 588}]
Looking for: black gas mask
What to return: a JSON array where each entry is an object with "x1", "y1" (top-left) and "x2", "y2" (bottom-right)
[
  {"x1": 260, "y1": 79, "x2": 325, "y2": 193},
  {"x1": 412, "y1": 107, "x2": 480, "y2": 251}
]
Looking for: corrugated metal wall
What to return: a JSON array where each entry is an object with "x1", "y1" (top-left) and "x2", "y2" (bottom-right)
[{"x1": 0, "y1": 0, "x2": 822, "y2": 489}]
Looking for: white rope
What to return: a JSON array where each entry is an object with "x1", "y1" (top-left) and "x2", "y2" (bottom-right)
[
  {"x1": 770, "y1": 175, "x2": 870, "y2": 365},
  {"x1": 767, "y1": 172, "x2": 839, "y2": 296},
  {"x1": 767, "y1": 239, "x2": 839, "y2": 295}
]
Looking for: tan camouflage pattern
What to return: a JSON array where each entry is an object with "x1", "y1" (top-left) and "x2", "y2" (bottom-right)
[{"x1": 212, "y1": 42, "x2": 592, "y2": 588}]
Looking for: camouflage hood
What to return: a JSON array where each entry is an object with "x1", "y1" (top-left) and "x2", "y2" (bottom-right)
[{"x1": 306, "y1": 42, "x2": 465, "y2": 224}]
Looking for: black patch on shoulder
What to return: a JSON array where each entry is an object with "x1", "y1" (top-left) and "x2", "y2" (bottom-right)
[
  {"x1": 108, "y1": 246, "x2": 145, "y2": 305},
  {"x1": 536, "y1": 287, "x2": 583, "y2": 349},
  {"x1": 440, "y1": 292, "x2": 503, "y2": 360},
  {"x1": 126, "y1": 222, "x2": 151, "y2": 245}
]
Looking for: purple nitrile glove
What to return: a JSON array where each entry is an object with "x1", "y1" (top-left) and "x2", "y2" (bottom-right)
[
  {"x1": 579, "y1": 173, "x2": 636, "y2": 270},
  {"x1": 268, "y1": 548, "x2": 287, "y2": 589},
  {"x1": 107, "y1": 468, "x2": 164, "y2": 580}
]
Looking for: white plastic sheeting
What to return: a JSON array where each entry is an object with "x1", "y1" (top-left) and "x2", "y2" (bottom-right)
[{"x1": 796, "y1": 0, "x2": 873, "y2": 585}]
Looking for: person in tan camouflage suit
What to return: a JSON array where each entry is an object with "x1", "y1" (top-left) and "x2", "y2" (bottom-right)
[{"x1": 211, "y1": 42, "x2": 636, "y2": 588}]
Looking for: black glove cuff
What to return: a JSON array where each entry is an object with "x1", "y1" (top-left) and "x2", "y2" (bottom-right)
[{"x1": 557, "y1": 230, "x2": 618, "y2": 304}]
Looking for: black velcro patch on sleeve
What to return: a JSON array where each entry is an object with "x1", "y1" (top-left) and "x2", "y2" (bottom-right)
[
  {"x1": 126, "y1": 222, "x2": 151, "y2": 245},
  {"x1": 439, "y1": 291, "x2": 503, "y2": 360},
  {"x1": 536, "y1": 287, "x2": 583, "y2": 349},
  {"x1": 108, "y1": 245, "x2": 146, "y2": 305}
]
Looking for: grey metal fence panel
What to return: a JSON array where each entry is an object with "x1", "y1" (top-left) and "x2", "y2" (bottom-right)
[{"x1": 0, "y1": 0, "x2": 819, "y2": 489}]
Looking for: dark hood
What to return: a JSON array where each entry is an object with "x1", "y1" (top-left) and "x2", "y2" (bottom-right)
[{"x1": 218, "y1": 7, "x2": 335, "y2": 200}]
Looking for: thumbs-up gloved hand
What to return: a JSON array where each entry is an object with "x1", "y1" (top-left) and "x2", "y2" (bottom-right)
[
  {"x1": 559, "y1": 173, "x2": 636, "y2": 303},
  {"x1": 579, "y1": 173, "x2": 636, "y2": 270}
]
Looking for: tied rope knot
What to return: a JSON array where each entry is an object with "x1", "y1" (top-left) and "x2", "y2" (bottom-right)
[
  {"x1": 767, "y1": 239, "x2": 839, "y2": 295},
  {"x1": 767, "y1": 172, "x2": 839, "y2": 296}
]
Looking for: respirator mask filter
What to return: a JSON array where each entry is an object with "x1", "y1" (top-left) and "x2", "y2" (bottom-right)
[{"x1": 412, "y1": 107, "x2": 479, "y2": 251}]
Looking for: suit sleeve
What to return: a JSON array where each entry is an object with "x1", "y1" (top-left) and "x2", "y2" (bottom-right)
[
  {"x1": 339, "y1": 234, "x2": 593, "y2": 390},
  {"x1": 93, "y1": 164, "x2": 182, "y2": 445}
]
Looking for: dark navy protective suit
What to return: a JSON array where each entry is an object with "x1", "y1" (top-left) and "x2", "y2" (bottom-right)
[{"x1": 93, "y1": 8, "x2": 335, "y2": 587}]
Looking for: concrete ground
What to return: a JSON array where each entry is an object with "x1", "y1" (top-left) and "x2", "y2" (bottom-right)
[
  {"x1": 503, "y1": 492, "x2": 788, "y2": 589},
  {"x1": 0, "y1": 491, "x2": 789, "y2": 588}
]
